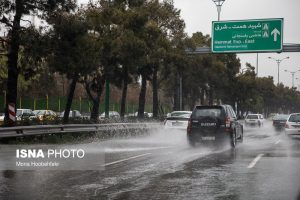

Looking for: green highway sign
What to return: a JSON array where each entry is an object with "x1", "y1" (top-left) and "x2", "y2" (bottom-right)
[{"x1": 212, "y1": 18, "x2": 283, "y2": 53}]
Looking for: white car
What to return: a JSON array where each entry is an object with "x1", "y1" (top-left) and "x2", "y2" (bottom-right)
[
  {"x1": 16, "y1": 109, "x2": 37, "y2": 121},
  {"x1": 245, "y1": 114, "x2": 264, "y2": 127},
  {"x1": 164, "y1": 111, "x2": 192, "y2": 130},
  {"x1": 60, "y1": 110, "x2": 82, "y2": 119},
  {"x1": 99, "y1": 111, "x2": 120, "y2": 120},
  {"x1": 0, "y1": 113, "x2": 4, "y2": 125},
  {"x1": 285, "y1": 113, "x2": 300, "y2": 137}
]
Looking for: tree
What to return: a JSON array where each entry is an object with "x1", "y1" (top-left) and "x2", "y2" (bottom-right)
[
  {"x1": 0, "y1": 0, "x2": 75, "y2": 125},
  {"x1": 234, "y1": 63, "x2": 256, "y2": 115},
  {"x1": 47, "y1": 12, "x2": 101, "y2": 123},
  {"x1": 111, "y1": 0, "x2": 147, "y2": 119},
  {"x1": 81, "y1": 4, "x2": 112, "y2": 122},
  {"x1": 135, "y1": 0, "x2": 185, "y2": 118},
  {"x1": 77, "y1": 0, "x2": 146, "y2": 121}
]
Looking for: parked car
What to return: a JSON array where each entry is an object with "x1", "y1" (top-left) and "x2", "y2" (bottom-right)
[
  {"x1": 16, "y1": 109, "x2": 37, "y2": 121},
  {"x1": 285, "y1": 113, "x2": 300, "y2": 137},
  {"x1": 59, "y1": 110, "x2": 82, "y2": 119},
  {"x1": 33, "y1": 110, "x2": 57, "y2": 121},
  {"x1": 187, "y1": 105, "x2": 243, "y2": 147},
  {"x1": 272, "y1": 114, "x2": 289, "y2": 130},
  {"x1": 164, "y1": 111, "x2": 192, "y2": 130},
  {"x1": 125, "y1": 112, "x2": 151, "y2": 119},
  {"x1": 147, "y1": 113, "x2": 153, "y2": 118},
  {"x1": 244, "y1": 114, "x2": 264, "y2": 127},
  {"x1": 81, "y1": 112, "x2": 91, "y2": 120},
  {"x1": 99, "y1": 111, "x2": 120, "y2": 120},
  {"x1": 0, "y1": 113, "x2": 4, "y2": 125},
  {"x1": 134, "y1": 112, "x2": 151, "y2": 118}
]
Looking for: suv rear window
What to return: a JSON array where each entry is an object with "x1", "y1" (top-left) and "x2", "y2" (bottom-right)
[
  {"x1": 246, "y1": 115, "x2": 258, "y2": 119},
  {"x1": 192, "y1": 107, "x2": 223, "y2": 118}
]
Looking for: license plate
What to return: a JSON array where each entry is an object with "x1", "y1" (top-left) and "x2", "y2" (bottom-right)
[{"x1": 201, "y1": 136, "x2": 215, "y2": 141}]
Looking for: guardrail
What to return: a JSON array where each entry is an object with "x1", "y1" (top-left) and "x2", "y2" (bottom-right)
[{"x1": 0, "y1": 123, "x2": 162, "y2": 139}]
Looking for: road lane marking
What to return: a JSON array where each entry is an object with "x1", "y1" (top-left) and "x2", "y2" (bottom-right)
[
  {"x1": 102, "y1": 153, "x2": 152, "y2": 167},
  {"x1": 247, "y1": 154, "x2": 264, "y2": 169},
  {"x1": 275, "y1": 140, "x2": 281, "y2": 145}
]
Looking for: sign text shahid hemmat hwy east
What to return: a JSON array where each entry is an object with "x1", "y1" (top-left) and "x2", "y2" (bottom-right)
[{"x1": 212, "y1": 18, "x2": 283, "y2": 53}]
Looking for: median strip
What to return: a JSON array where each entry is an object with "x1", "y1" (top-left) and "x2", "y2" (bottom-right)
[
  {"x1": 247, "y1": 154, "x2": 264, "y2": 169},
  {"x1": 102, "y1": 153, "x2": 152, "y2": 167}
]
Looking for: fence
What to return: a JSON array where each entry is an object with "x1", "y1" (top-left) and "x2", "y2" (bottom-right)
[{"x1": 0, "y1": 96, "x2": 170, "y2": 114}]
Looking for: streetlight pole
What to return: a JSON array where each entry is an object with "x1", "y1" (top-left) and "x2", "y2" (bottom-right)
[
  {"x1": 268, "y1": 56, "x2": 289, "y2": 85},
  {"x1": 212, "y1": 0, "x2": 225, "y2": 21},
  {"x1": 284, "y1": 69, "x2": 300, "y2": 88}
]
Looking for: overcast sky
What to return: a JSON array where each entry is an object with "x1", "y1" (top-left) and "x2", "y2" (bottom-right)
[{"x1": 173, "y1": 0, "x2": 300, "y2": 88}]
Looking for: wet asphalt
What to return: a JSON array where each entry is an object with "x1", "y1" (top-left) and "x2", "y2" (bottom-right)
[{"x1": 1, "y1": 120, "x2": 300, "y2": 200}]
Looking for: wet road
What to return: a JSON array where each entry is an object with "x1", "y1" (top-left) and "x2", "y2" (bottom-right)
[{"x1": 1, "y1": 120, "x2": 300, "y2": 200}]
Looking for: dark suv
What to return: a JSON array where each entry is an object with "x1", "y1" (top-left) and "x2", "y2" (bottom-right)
[{"x1": 187, "y1": 105, "x2": 243, "y2": 147}]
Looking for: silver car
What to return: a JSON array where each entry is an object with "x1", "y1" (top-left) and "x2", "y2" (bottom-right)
[{"x1": 285, "y1": 113, "x2": 300, "y2": 137}]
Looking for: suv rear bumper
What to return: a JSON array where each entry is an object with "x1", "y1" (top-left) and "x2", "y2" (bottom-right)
[{"x1": 187, "y1": 129, "x2": 231, "y2": 144}]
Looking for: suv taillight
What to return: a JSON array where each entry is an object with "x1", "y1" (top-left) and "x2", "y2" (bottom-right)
[{"x1": 187, "y1": 118, "x2": 192, "y2": 133}]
